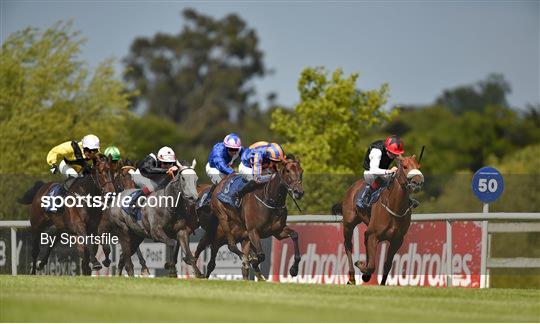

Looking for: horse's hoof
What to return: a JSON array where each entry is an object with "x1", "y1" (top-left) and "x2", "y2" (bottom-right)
[
  {"x1": 102, "y1": 259, "x2": 111, "y2": 268},
  {"x1": 355, "y1": 261, "x2": 368, "y2": 273},
  {"x1": 141, "y1": 267, "x2": 150, "y2": 277},
  {"x1": 347, "y1": 280, "x2": 356, "y2": 285},
  {"x1": 361, "y1": 274, "x2": 371, "y2": 282},
  {"x1": 92, "y1": 263, "x2": 102, "y2": 271},
  {"x1": 257, "y1": 253, "x2": 265, "y2": 263},
  {"x1": 37, "y1": 261, "x2": 47, "y2": 271},
  {"x1": 289, "y1": 266, "x2": 299, "y2": 277},
  {"x1": 168, "y1": 271, "x2": 178, "y2": 278},
  {"x1": 164, "y1": 262, "x2": 174, "y2": 270},
  {"x1": 256, "y1": 275, "x2": 267, "y2": 282}
]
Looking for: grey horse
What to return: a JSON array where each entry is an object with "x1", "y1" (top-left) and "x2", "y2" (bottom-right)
[{"x1": 105, "y1": 160, "x2": 201, "y2": 277}]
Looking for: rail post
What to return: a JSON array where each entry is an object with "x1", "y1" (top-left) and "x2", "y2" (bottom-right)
[{"x1": 11, "y1": 227, "x2": 17, "y2": 275}]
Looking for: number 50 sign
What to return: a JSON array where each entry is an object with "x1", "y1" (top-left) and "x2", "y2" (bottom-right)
[{"x1": 472, "y1": 167, "x2": 504, "y2": 203}]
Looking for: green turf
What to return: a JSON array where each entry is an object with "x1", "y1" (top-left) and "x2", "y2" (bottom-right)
[{"x1": 0, "y1": 276, "x2": 538, "y2": 322}]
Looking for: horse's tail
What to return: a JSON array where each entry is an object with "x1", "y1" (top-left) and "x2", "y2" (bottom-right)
[
  {"x1": 18, "y1": 181, "x2": 45, "y2": 204},
  {"x1": 331, "y1": 201, "x2": 343, "y2": 216}
]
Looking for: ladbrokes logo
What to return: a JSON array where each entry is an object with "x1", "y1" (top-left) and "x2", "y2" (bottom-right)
[{"x1": 274, "y1": 242, "x2": 474, "y2": 287}]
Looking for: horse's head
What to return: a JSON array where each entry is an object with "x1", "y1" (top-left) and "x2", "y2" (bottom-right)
[
  {"x1": 91, "y1": 154, "x2": 116, "y2": 194},
  {"x1": 114, "y1": 165, "x2": 136, "y2": 192},
  {"x1": 395, "y1": 155, "x2": 424, "y2": 193},
  {"x1": 279, "y1": 154, "x2": 304, "y2": 200},
  {"x1": 174, "y1": 159, "x2": 199, "y2": 203}
]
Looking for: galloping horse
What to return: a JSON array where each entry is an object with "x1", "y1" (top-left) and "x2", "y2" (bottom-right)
[
  {"x1": 206, "y1": 155, "x2": 304, "y2": 280},
  {"x1": 105, "y1": 160, "x2": 202, "y2": 277},
  {"x1": 333, "y1": 155, "x2": 424, "y2": 285},
  {"x1": 18, "y1": 154, "x2": 115, "y2": 275},
  {"x1": 99, "y1": 162, "x2": 149, "y2": 276}
]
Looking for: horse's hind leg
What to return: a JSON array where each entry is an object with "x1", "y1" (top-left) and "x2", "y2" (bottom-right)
[
  {"x1": 118, "y1": 232, "x2": 134, "y2": 276},
  {"x1": 344, "y1": 222, "x2": 358, "y2": 285},
  {"x1": 177, "y1": 228, "x2": 204, "y2": 278},
  {"x1": 241, "y1": 239, "x2": 251, "y2": 280},
  {"x1": 380, "y1": 237, "x2": 403, "y2": 286},
  {"x1": 101, "y1": 244, "x2": 112, "y2": 268}
]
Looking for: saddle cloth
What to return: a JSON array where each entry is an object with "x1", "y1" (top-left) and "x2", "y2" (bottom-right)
[
  {"x1": 217, "y1": 175, "x2": 248, "y2": 206},
  {"x1": 43, "y1": 183, "x2": 66, "y2": 213}
]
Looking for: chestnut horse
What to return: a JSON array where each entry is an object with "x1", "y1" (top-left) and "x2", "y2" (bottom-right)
[
  {"x1": 332, "y1": 155, "x2": 424, "y2": 285},
  {"x1": 18, "y1": 154, "x2": 115, "y2": 275},
  {"x1": 207, "y1": 155, "x2": 304, "y2": 279},
  {"x1": 193, "y1": 184, "x2": 266, "y2": 279}
]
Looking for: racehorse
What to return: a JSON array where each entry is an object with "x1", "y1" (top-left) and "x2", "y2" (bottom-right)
[
  {"x1": 332, "y1": 155, "x2": 424, "y2": 285},
  {"x1": 99, "y1": 162, "x2": 149, "y2": 276},
  {"x1": 105, "y1": 160, "x2": 201, "y2": 277},
  {"x1": 206, "y1": 155, "x2": 304, "y2": 280},
  {"x1": 18, "y1": 154, "x2": 115, "y2": 275}
]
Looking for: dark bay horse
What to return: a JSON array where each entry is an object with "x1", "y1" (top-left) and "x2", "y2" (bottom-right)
[
  {"x1": 333, "y1": 155, "x2": 424, "y2": 285},
  {"x1": 206, "y1": 155, "x2": 304, "y2": 280},
  {"x1": 19, "y1": 155, "x2": 115, "y2": 275}
]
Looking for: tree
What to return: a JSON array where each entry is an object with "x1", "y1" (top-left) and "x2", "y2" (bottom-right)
[
  {"x1": 271, "y1": 67, "x2": 394, "y2": 213},
  {"x1": 271, "y1": 67, "x2": 394, "y2": 174},
  {"x1": 0, "y1": 21, "x2": 135, "y2": 219},
  {"x1": 0, "y1": 21, "x2": 134, "y2": 174},
  {"x1": 123, "y1": 8, "x2": 267, "y2": 146},
  {"x1": 435, "y1": 73, "x2": 511, "y2": 114}
]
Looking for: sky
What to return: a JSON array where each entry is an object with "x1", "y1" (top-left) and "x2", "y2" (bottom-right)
[{"x1": 2, "y1": 1, "x2": 539, "y2": 110}]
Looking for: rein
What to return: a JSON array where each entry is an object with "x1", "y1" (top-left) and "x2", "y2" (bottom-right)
[{"x1": 379, "y1": 161, "x2": 417, "y2": 218}]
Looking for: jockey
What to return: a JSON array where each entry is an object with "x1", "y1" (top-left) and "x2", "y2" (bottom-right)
[
  {"x1": 234, "y1": 142, "x2": 285, "y2": 205},
  {"x1": 206, "y1": 133, "x2": 243, "y2": 184},
  {"x1": 103, "y1": 145, "x2": 121, "y2": 172},
  {"x1": 125, "y1": 146, "x2": 180, "y2": 218},
  {"x1": 47, "y1": 134, "x2": 100, "y2": 185},
  {"x1": 357, "y1": 135, "x2": 404, "y2": 208}
]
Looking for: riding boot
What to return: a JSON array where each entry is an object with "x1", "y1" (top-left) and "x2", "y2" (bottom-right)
[
  {"x1": 125, "y1": 187, "x2": 151, "y2": 219},
  {"x1": 357, "y1": 186, "x2": 373, "y2": 208},
  {"x1": 234, "y1": 180, "x2": 257, "y2": 208}
]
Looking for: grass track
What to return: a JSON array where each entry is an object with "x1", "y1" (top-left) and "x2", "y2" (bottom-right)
[{"x1": 1, "y1": 276, "x2": 539, "y2": 322}]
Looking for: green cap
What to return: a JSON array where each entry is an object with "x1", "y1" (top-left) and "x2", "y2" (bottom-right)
[{"x1": 103, "y1": 145, "x2": 121, "y2": 161}]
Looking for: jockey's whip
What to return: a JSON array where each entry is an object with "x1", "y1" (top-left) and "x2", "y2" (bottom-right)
[
  {"x1": 288, "y1": 191, "x2": 303, "y2": 213},
  {"x1": 418, "y1": 145, "x2": 425, "y2": 163}
]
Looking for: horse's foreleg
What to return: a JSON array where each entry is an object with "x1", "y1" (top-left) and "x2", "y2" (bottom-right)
[
  {"x1": 136, "y1": 248, "x2": 150, "y2": 276},
  {"x1": 205, "y1": 242, "x2": 219, "y2": 279},
  {"x1": 31, "y1": 231, "x2": 41, "y2": 275},
  {"x1": 380, "y1": 238, "x2": 403, "y2": 286},
  {"x1": 357, "y1": 232, "x2": 377, "y2": 283},
  {"x1": 240, "y1": 239, "x2": 252, "y2": 280},
  {"x1": 152, "y1": 227, "x2": 178, "y2": 277},
  {"x1": 118, "y1": 232, "x2": 134, "y2": 276},
  {"x1": 274, "y1": 226, "x2": 300, "y2": 277},
  {"x1": 177, "y1": 228, "x2": 204, "y2": 278},
  {"x1": 247, "y1": 229, "x2": 264, "y2": 268}
]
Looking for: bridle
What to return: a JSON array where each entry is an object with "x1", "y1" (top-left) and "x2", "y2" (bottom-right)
[
  {"x1": 253, "y1": 160, "x2": 302, "y2": 210},
  {"x1": 380, "y1": 158, "x2": 423, "y2": 218}
]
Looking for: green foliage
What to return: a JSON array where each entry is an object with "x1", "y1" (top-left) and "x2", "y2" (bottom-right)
[
  {"x1": 124, "y1": 8, "x2": 267, "y2": 148},
  {"x1": 271, "y1": 67, "x2": 394, "y2": 174},
  {"x1": 435, "y1": 73, "x2": 511, "y2": 114},
  {"x1": 0, "y1": 21, "x2": 134, "y2": 174}
]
